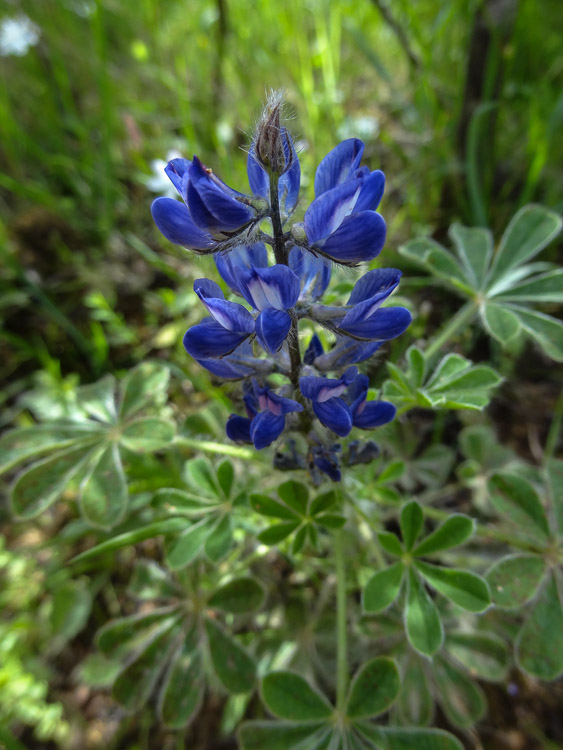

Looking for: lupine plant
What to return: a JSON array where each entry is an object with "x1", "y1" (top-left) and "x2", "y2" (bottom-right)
[{"x1": 3, "y1": 94, "x2": 563, "y2": 748}]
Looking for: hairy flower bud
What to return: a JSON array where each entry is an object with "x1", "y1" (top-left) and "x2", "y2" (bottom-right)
[{"x1": 254, "y1": 92, "x2": 288, "y2": 174}]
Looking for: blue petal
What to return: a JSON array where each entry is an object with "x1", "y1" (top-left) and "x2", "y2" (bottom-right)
[
  {"x1": 226, "y1": 415, "x2": 253, "y2": 443},
  {"x1": 289, "y1": 247, "x2": 331, "y2": 301},
  {"x1": 254, "y1": 385, "x2": 303, "y2": 415},
  {"x1": 183, "y1": 319, "x2": 250, "y2": 359},
  {"x1": 315, "y1": 340, "x2": 382, "y2": 370},
  {"x1": 300, "y1": 367, "x2": 357, "y2": 402},
  {"x1": 188, "y1": 157, "x2": 254, "y2": 233},
  {"x1": 314, "y1": 139, "x2": 365, "y2": 196},
  {"x1": 164, "y1": 158, "x2": 192, "y2": 198},
  {"x1": 304, "y1": 180, "x2": 363, "y2": 243},
  {"x1": 354, "y1": 170, "x2": 385, "y2": 212},
  {"x1": 313, "y1": 453, "x2": 341, "y2": 482},
  {"x1": 339, "y1": 306, "x2": 412, "y2": 340},
  {"x1": 194, "y1": 278, "x2": 224, "y2": 300},
  {"x1": 348, "y1": 268, "x2": 402, "y2": 304},
  {"x1": 196, "y1": 356, "x2": 255, "y2": 380},
  {"x1": 236, "y1": 265, "x2": 300, "y2": 311},
  {"x1": 319, "y1": 211, "x2": 387, "y2": 264},
  {"x1": 250, "y1": 411, "x2": 286, "y2": 450},
  {"x1": 341, "y1": 285, "x2": 401, "y2": 330},
  {"x1": 279, "y1": 129, "x2": 301, "y2": 214},
  {"x1": 151, "y1": 198, "x2": 213, "y2": 249},
  {"x1": 313, "y1": 398, "x2": 353, "y2": 437},
  {"x1": 304, "y1": 333, "x2": 324, "y2": 365},
  {"x1": 215, "y1": 243, "x2": 268, "y2": 293},
  {"x1": 345, "y1": 373, "x2": 370, "y2": 412},
  {"x1": 195, "y1": 294, "x2": 255, "y2": 333},
  {"x1": 247, "y1": 143, "x2": 269, "y2": 199},
  {"x1": 353, "y1": 401, "x2": 396, "y2": 430},
  {"x1": 255, "y1": 308, "x2": 291, "y2": 354}
]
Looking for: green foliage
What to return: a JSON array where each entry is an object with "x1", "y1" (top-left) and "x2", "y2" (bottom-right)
[
  {"x1": 3, "y1": 362, "x2": 174, "y2": 528},
  {"x1": 400, "y1": 205, "x2": 563, "y2": 360},
  {"x1": 383, "y1": 346, "x2": 502, "y2": 412}
]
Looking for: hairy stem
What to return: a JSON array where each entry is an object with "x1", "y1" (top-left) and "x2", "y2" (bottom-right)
[{"x1": 268, "y1": 171, "x2": 302, "y2": 387}]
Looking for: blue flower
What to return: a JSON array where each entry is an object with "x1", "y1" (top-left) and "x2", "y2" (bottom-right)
[
  {"x1": 288, "y1": 246, "x2": 331, "y2": 302},
  {"x1": 291, "y1": 138, "x2": 387, "y2": 266},
  {"x1": 299, "y1": 366, "x2": 358, "y2": 437},
  {"x1": 226, "y1": 382, "x2": 303, "y2": 450},
  {"x1": 215, "y1": 243, "x2": 269, "y2": 295},
  {"x1": 151, "y1": 156, "x2": 260, "y2": 251},
  {"x1": 344, "y1": 374, "x2": 396, "y2": 429}
]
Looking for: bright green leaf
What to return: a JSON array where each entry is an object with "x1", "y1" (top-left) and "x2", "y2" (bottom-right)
[
  {"x1": 346, "y1": 658, "x2": 400, "y2": 718},
  {"x1": 120, "y1": 417, "x2": 176, "y2": 452},
  {"x1": 78, "y1": 375, "x2": 117, "y2": 424},
  {"x1": 449, "y1": 223, "x2": 493, "y2": 289},
  {"x1": 493, "y1": 269, "x2": 563, "y2": 303},
  {"x1": 261, "y1": 672, "x2": 333, "y2": 721},
  {"x1": 377, "y1": 532, "x2": 403, "y2": 557},
  {"x1": 406, "y1": 570, "x2": 443, "y2": 656},
  {"x1": 413, "y1": 515, "x2": 475, "y2": 556},
  {"x1": 400, "y1": 501, "x2": 424, "y2": 550},
  {"x1": 363, "y1": 562, "x2": 404, "y2": 613},
  {"x1": 217, "y1": 459, "x2": 235, "y2": 498},
  {"x1": 257, "y1": 521, "x2": 300, "y2": 545},
  {"x1": 250, "y1": 493, "x2": 298, "y2": 520},
  {"x1": 481, "y1": 303, "x2": 521, "y2": 344},
  {"x1": 415, "y1": 561, "x2": 491, "y2": 612},
  {"x1": 277, "y1": 480, "x2": 309, "y2": 515},
  {"x1": 486, "y1": 554, "x2": 547, "y2": 609},
  {"x1": 509, "y1": 305, "x2": 563, "y2": 361},
  {"x1": 119, "y1": 361, "x2": 170, "y2": 419},
  {"x1": 79, "y1": 443, "x2": 127, "y2": 528},
  {"x1": 166, "y1": 517, "x2": 215, "y2": 569},
  {"x1": 10, "y1": 443, "x2": 97, "y2": 519},
  {"x1": 71, "y1": 518, "x2": 187, "y2": 564},
  {"x1": 488, "y1": 204, "x2": 562, "y2": 283},
  {"x1": 205, "y1": 618, "x2": 256, "y2": 693},
  {"x1": 205, "y1": 514, "x2": 233, "y2": 562},
  {"x1": 488, "y1": 471, "x2": 550, "y2": 543}
]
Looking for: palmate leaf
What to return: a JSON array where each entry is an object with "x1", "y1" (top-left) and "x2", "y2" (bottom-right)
[
  {"x1": 363, "y1": 562, "x2": 404, "y2": 614},
  {"x1": 238, "y1": 721, "x2": 331, "y2": 750},
  {"x1": 6, "y1": 361, "x2": 175, "y2": 527},
  {"x1": 400, "y1": 205, "x2": 562, "y2": 361},
  {"x1": 415, "y1": 561, "x2": 491, "y2": 613},
  {"x1": 0, "y1": 422, "x2": 104, "y2": 476},
  {"x1": 516, "y1": 571, "x2": 563, "y2": 680},
  {"x1": 488, "y1": 471, "x2": 550, "y2": 544},
  {"x1": 208, "y1": 577, "x2": 266, "y2": 614},
  {"x1": 353, "y1": 724, "x2": 463, "y2": 750},
  {"x1": 383, "y1": 347, "x2": 502, "y2": 413}
]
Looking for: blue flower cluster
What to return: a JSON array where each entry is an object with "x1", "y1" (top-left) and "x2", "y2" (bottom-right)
[{"x1": 152, "y1": 102, "x2": 411, "y2": 482}]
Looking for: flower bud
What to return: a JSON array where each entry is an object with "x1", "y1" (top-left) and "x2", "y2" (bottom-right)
[{"x1": 254, "y1": 92, "x2": 288, "y2": 174}]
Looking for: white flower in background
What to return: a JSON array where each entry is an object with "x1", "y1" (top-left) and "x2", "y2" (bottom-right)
[
  {"x1": 0, "y1": 14, "x2": 40, "y2": 57},
  {"x1": 145, "y1": 149, "x2": 183, "y2": 197}
]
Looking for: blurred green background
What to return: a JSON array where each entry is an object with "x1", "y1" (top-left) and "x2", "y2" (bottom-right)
[{"x1": 2, "y1": 0, "x2": 562, "y2": 405}]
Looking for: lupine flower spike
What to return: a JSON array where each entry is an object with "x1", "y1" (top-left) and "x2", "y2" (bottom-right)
[{"x1": 152, "y1": 93, "x2": 411, "y2": 482}]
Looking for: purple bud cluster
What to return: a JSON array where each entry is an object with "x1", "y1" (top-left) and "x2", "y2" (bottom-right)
[{"x1": 151, "y1": 105, "x2": 411, "y2": 482}]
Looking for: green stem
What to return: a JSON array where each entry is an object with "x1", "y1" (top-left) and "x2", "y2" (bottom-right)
[
  {"x1": 334, "y1": 530, "x2": 348, "y2": 712},
  {"x1": 174, "y1": 436, "x2": 255, "y2": 459},
  {"x1": 423, "y1": 300, "x2": 477, "y2": 362}
]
